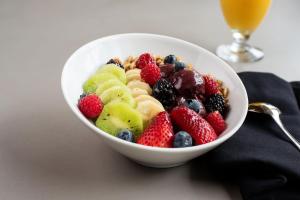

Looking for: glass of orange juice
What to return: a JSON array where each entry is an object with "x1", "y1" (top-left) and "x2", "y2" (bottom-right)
[{"x1": 216, "y1": 0, "x2": 271, "y2": 63}]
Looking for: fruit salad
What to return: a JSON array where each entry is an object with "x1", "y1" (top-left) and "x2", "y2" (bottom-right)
[{"x1": 78, "y1": 53, "x2": 230, "y2": 148}]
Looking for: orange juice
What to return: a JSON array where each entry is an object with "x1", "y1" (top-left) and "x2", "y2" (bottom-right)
[{"x1": 220, "y1": 0, "x2": 271, "y2": 34}]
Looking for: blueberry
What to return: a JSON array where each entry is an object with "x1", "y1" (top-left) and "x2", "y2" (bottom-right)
[
  {"x1": 78, "y1": 93, "x2": 87, "y2": 104},
  {"x1": 107, "y1": 58, "x2": 123, "y2": 68},
  {"x1": 174, "y1": 61, "x2": 186, "y2": 71},
  {"x1": 173, "y1": 131, "x2": 193, "y2": 148},
  {"x1": 164, "y1": 55, "x2": 177, "y2": 64},
  {"x1": 184, "y1": 99, "x2": 201, "y2": 113},
  {"x1": 116, "y1": 129, "x2": 134, "y2": 142},
  {"x1": 79, "y1": 93, "x2": 87, "y2": 99}
]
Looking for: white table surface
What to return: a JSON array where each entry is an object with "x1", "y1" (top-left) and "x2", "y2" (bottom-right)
[{"x1": 0, "y1": 0, "x2": 299, "y2": 199}]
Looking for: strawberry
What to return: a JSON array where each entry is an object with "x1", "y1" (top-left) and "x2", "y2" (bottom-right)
[
  {"x1": 203, "y1": 75, "x2": 220, "y2": 96},
  {"x1": 78, "y1": 94, "x2": 103, "y2": 119},
  {"x1": 137, "y1": 112, "x2": 174, "y2": 148},
  {"x1": 206, "y1": 111, "x2": 227, "y2": 135},
  {"x1": 171, "y1": 106, "x2": 217, "y2": 145},
  {"x1": 136, "y1": 53, "x2": 155, "y2": 69},
  {"x1": 141, "y1": 64, "x2": 161, "y2": 86}
]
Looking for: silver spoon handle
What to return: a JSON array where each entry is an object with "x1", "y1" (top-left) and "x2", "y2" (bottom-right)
[{"x1": 271, "y1": 114, "x2": 300, "y2": 151}]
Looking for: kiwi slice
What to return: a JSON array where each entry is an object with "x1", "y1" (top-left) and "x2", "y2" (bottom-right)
[
  {"x1": 83, "y1": 73, "x2": 118, "y2": 93},
  {"x1": 96, "y1": 79, "x2": 125, "y2": 96},
  {"x1": 100, "y1": 85, "x2": 135, "y2": 107},
  {"x1": 96, "y1": 101, "x2": 143, "y2": 137},
  {"x1": 96, "y1": 64, "x2": 126, "y2": 84}
]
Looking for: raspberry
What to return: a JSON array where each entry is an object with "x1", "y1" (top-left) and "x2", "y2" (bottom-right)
[
  {"x1": 153, "y1": 79, "x2": 176, "y2": 109},
  {"x1": 136, "y1": 53, "x2": 155, "y2": 69},
  {"x1": 78, "y1": 94, "x2": 103, "y2": 119},
  {"x1": 141, "y1": 64, "x2": 161, "y2": 85},
  {"x1": 171, "y1": 106, "x2": 217, "y2": 145},
  {"x1": 206, "y1": 111, "x2": 227, "y2": 135},
  {"x1": 203, "y1": 75, "x2": 220, "y2": 96},
  {"x1": 205, "y1": 94, "x2": 226, "y2": 115}
]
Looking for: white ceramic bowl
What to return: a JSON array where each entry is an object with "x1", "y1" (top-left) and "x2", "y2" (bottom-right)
[{"x1": 61, "y1": 33, "x2": 248, "y2": 168}]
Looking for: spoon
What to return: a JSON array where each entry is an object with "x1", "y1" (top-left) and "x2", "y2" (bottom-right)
[{"x1": 248, "y1": 102, "x2": 300, "y2": 151}]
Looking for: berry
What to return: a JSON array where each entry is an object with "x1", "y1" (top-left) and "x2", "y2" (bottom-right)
[
  {"x1": 78, "y1": 94, "x2": 103, "y2": 119},
  {"x1": 173, "y1": 131, "x2": 193, "y2": 148},
  {"x1": 116, "y1": 129, "x2": 134, "y2": 142},
  {"x1": 141, "y1": 64, "x2": 161, "y2": 85},
  {"x1": 184, "y1": 99, "x2": 201, "y2": 113},
  {"x1": 203, "y1": 75, "x2": 220, "y2": 96},
  {"x1": 205, "y1": 94, "x2": 226, "y2": 115},
  {"x1": 136, "y1": 53, "x2": 155, "y2": 69},
  {"x1": 174, "y1": 61, "x2": 186, "y2": 71},
  {"x1": 106, "y1": 58, "x2": 123, "y2": 68},
  {"x1": 164, "y1": 54, "x2": 177, "y2": 64},
  {"x1": 206, "y1": 111, "x2": 227, "y2": 135},
  {"x1": 153, "y1": 79, "x2": 176, "y2": 109},
  {"x1": 177, "y1": 96, "x2": 206, "y2": 116},
  {"x1": 79, "y1": 93, "x2": 87, "y2": 99},
  {"x1": 171, "y1": 106, "x2": 217, "y2": 145},
  {"x1": 137, "y1": 112, "x2": 174, "y2": 148}
]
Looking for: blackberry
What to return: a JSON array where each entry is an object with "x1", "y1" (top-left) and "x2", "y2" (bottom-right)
[
  {"x1": 205, "y1": 94, "x2": 226, "y2": 115},
  {"x1": 153, "y1": 79, "x2": 176, "y2": 109},
  {"x1": 107, "y1": 58, "x2": 123, "y2": 68}
]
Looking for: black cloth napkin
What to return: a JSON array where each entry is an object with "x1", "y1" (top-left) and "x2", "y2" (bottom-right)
[{"x1": 206, "y1": 72, "x2": 300, "y2": 200}]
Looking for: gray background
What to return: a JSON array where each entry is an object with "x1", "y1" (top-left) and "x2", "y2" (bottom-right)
[{"x1": 1, "y1": 0, "x2": 299, "y2": 199}]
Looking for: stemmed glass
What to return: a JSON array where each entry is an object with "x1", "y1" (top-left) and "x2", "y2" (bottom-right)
[{"x1": 216, "y1": 0, "x2": 272, "y2": 63}]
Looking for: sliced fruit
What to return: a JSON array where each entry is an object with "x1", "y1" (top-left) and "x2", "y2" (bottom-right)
[
  {"x1": 135, "y1": 94, "x2": 163, "y2": 107},
  {"x1": 95, "y1": 79, "x2": 125, "y2": 96},
  {"x1": 126, "y1": 73, "x2": 141, "y2": 82},
  {"x1": 136, "y1": 100, "x2": 165, "y2": 123},
  {"x1": 96, "y1": 101, "x2": 143, "y2": 137},
  {"x1": 171, "y1": 106, "x2": 217, "y2": 145},
  {"x1": 205, "y1": 111, "x2": 227, "y2": 135},
  {"x1": 127, "y1": 80, "x2": 152, "y2": 94},
  {"x1": 96, "y1": 64, "x2": 126, "y2": 83},
  {"x1": 130, "y1": 88, "x2": 149, "y2": 97},
  {"x1": 100, "y1": 85, "x2": 135, "y2": 107},
  {"x1": 83, "y1": 73, "x2": 118, "y2": 93},
  {"x1": 137, "y1": 111, "x2": 174, "y2": 148},
  {"x1": 126, "y1": 68, "x2": 141, "y2": 76},
  {"x1": 126, "y1": 69, "x2": 141, "y2": 82}
]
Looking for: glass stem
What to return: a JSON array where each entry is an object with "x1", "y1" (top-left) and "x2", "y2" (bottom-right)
[{"x1": 230, "y1": 31, "x2": 251, "y2": 53}]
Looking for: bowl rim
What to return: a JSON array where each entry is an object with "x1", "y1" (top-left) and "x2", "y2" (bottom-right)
[{"x1": 61, "y1": 33, "x2": 248, "y2": 153}]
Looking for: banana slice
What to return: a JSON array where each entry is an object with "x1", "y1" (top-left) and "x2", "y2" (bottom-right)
[
  {"x1": 135, "y1": 95, "x2": 163, "y2": 107},
  {"x1": 130, "y1": 88, "x2": 149, "y2": 97},
  {"x1": 127, "y1": 73, "x2": 141, "y2": 82},
  {"x1": 136, "y1": 100, "x2": 165, "y2": 122},
  {"x1": 126, "y1": 68, "x2": 141, "y2": 76},
  {"x1": 127, "y1": 80, "x2": 152, "y2": 94},
  {"x1": 126, "y1": 69, "x2": 141, "y2": 82}
]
